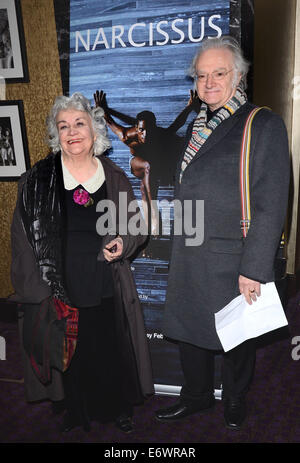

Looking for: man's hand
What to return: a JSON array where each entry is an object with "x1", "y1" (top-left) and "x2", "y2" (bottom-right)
[
  {"x1": 103, "y1": 236, "x2": 123, "y2": 262},
  {"x1": 94, "y1": 89, "x2": 108, "y2": 111},
  {"x1": 239, "y1": 275, "x2": 261, "y2": 305}
]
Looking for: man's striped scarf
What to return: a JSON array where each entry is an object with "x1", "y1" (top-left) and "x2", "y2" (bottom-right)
[{"x1": 179, "y1": 86, "x2": 247, "y2": 183}]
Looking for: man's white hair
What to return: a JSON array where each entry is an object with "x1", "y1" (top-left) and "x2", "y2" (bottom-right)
[{"x1": 189, "y1": 36, "x2": 250, "y2": 89}]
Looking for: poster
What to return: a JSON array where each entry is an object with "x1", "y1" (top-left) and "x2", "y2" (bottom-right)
[{"x1": 69, "y1": 0, "x2": 230, "y2": 394}]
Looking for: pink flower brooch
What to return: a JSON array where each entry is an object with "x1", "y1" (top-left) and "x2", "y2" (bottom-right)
[{"x1": 73, "y1": 188, "x2": 94, "y2": 207}]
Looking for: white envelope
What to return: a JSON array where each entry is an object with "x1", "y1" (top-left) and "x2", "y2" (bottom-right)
[{"x1": 214, "y1": 282, "x2": 288, "y2": 352}]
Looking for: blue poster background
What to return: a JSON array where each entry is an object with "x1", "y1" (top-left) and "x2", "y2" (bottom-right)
[{"x1": 70, "y1": 0, "x2": 230, "y2": 391}]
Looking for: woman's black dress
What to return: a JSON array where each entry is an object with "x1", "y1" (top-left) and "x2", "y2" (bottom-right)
[{"x1": 62, "y1": 181, "x2": 142, "y2": 428}]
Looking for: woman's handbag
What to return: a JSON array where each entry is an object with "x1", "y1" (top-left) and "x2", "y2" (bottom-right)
[
  {"x1": 239, "y1": 107, "x2": 287, "y2": 281},
  {"x1": 22, "y1": 297, "x2": 78, "y2": 384}
]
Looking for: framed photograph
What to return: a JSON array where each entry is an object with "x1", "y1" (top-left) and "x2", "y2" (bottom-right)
[
  {"x1": 0, "y1": 100, "x2": 30, "y2": 181},
  {"x1": 0, "y1": 0, "x2": 29, "y2": 83}
]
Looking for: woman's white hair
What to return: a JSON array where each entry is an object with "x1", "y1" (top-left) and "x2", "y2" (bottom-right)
[
  {"x1": 189, "y1": 36, "x2": 250, "y2": 89},
  {"x1": 46, "y1": 92, "x2": 111, "y2": 155}
]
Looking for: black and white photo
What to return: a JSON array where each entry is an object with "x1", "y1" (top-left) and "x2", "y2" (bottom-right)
[
  {"x1": 0, "y1": 100, "x2": 30, "y2": 180},
  {"x1": 0, "y1": 0, "x2": 28, "y2": 82}
]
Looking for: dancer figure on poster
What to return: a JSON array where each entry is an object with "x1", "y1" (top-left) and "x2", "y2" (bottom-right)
[{"x1": 94, "y1": 89, "x2": 199, "y2": 235}]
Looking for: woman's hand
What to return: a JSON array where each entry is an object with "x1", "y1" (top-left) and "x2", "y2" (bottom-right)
[
  {"x1": 239, "y1": 275, "x2": 261, "y2": 305},
  {"x1": 103, "y1": 236, "x2": 123, "y2": 262}
]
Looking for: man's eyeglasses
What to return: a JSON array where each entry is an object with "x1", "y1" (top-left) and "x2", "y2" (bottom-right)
[{"x1": 195, "y1": 69, "x2": 234, "y2": 82}]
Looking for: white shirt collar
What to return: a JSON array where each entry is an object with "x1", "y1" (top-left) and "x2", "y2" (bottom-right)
[{"x1": 61, "y1": 156, "x2": 105, "y2": 193}]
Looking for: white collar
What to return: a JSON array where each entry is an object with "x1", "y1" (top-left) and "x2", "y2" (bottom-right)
[{"x1": 61, "y1": 156, "x2": 105, "y2": 193}]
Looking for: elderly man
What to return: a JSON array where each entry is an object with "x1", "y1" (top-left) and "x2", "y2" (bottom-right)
[{"x1": 155, "y1": 36, "x2": 290, "y2": 429}]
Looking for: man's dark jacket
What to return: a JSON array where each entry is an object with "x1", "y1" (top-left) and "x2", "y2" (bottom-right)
[{"x1": 163, "y1": 102, "x2": 290, "y2": 350}]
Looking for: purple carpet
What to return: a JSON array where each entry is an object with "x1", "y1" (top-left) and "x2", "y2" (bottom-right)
[{"x1": 0, "y1": 293, "x2": 300, "y2": 444}]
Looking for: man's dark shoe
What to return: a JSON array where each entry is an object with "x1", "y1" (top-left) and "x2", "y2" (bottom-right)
[
  {"x1": 155, "y1": 398, "x2": 215, "y2": 422},
  {"x1": 224, "y1": 398, "x2": 247, "y2": 430}
]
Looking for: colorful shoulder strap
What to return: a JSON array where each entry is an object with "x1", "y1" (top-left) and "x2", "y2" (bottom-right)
[{"x1": 240, "y1": 106, "x2": 267, "y2": 238}]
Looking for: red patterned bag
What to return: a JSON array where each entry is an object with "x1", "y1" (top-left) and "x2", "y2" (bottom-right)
[{"x1": 22, "y1": 297, "x2": 78, "y2": 384}]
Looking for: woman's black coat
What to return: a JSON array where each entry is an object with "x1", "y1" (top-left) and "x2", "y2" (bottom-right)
[{"x1": 10, "y1": 153, "x2": 154, "y2": 401}]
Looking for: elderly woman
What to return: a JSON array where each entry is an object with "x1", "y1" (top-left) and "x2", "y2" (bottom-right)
[
  {"x1": 10, "y1": 92, "x2": 153, "y2": 433},
  {"x1": 155, "y1": 36, "x2": 290, "y2": 429}
]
